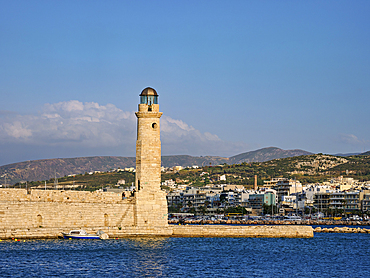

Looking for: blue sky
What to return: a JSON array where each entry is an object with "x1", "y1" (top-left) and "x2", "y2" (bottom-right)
[{"x1": 0, "y1": 0, "x2": 369, "y2": 166}]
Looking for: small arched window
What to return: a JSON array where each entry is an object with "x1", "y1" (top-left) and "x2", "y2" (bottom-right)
[
  {"x1": 37, "y1": 214, "x2": 43, "y2": 227},
  {"x1": 104, "y1": 213, "x2": 109, "y2": 226}
]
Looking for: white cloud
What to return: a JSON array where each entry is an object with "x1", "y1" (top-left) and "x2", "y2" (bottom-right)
[
  {"x1": 45, "y1": 100, "x2": 84, "y2": 113},
  {"x1": 2, "y1": 121, "x2": 32, "y2": 139},
  {"x1": 339, "y1": 134, "x2": 370, "y2": 153},
  {"x1": 0, "y1": 100, "x2": 250, "y2": 162},
  {"x1": 0, "y1": 101, "x2": 136, "y2": 148},
  {"x1": 162, "y1": 117, "x2": 195, "y2": 132},
  {"x1": 340, "y1": 134, "x2": 366, "y2": 145}
]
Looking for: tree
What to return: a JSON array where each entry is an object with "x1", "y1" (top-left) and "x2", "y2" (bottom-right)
[
  {"x1": 168, "y1": 206, "x2": 180, "y2": 213},
  {"x1": 200, "y1": 205, "x2": 208, "y2": 215},
  {"x1": 262, "y1": 204, "x2": 277, "y2": 215},
  {"x1": 225, "y1": 206, "x2": 248, "y2": 215}
]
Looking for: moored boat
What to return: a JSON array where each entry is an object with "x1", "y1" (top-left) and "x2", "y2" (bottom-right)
[{"x1": 62, "y1": 229, "x2": 108, "y2": 239}]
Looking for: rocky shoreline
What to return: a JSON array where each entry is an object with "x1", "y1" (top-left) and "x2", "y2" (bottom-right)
[
  {"x1": 169, "y1": 219, "x2": 370, "y2": 234},
  {"x1": 313, "y1": 226, "x2": 370, "y2": 233},
  {"x1": 169, "y1": 219, "x2": 370, "y2": 227}
]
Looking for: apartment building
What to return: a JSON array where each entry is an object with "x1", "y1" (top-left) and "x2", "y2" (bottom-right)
[
  {"x1": 314, "y1": 192, "x2": 331, "y2": 211},
  {"x1": 273, "y1": 179, "x2": 303, "y2": 201}
]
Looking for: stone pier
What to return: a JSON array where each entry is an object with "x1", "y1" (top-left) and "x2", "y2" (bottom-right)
[{"x1": 171, "y1": 225, "x2": 313, "y2": 238}]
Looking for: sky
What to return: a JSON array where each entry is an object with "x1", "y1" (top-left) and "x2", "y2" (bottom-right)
[{"x1": 0, "y1": 0, "x2": 370, "y2": 166}]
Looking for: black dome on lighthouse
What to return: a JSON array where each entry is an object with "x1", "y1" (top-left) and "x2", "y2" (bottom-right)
[{"x1": 140, "y1": 87, "x2": 158, "y2": 96}]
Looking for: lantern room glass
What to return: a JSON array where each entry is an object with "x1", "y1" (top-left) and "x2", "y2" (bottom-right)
[{"x1": 140, "y1": 95, "x2": 158, "y2": 105}]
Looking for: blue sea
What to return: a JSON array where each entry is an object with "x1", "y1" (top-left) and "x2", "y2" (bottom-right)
[{"x1": 1, "y1": 233, "x2": 369, "y2": 277}]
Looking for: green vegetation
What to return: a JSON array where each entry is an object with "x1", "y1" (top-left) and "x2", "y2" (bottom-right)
[
  {"x1": 224, "y1": 206, "x2": 249, "y2": 215},
  {"x1": 262, "y1": 204, "x2": 278, "y2": 215}
]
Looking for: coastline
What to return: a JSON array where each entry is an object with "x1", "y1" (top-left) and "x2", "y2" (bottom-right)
[
  {"x1": 169, "y1": 218, "x2": 370, "y2": 226},
  {"x1": 3, "y1": 220, "x2": 370, "y2": 239}
]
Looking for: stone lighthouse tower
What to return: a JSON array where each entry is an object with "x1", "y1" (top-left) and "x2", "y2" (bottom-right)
[{"x1": 134, "y1": 87, "x2": 168, "y2": 228}]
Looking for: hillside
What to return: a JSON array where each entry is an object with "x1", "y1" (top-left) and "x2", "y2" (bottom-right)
[
  {"x1": 229, "y1": 147, "x2": 312, "y2": 164},
  {"x1": 2, "y1": 153, "x2": 369, "y2": 189},
  {"x1": 0, "y1": 156, "x2": 136, "y2": 185},
  {"x1": 0, "y1": 147, "x2": 312, "y2": 185},
  {"x1": 360, "y1": 150, "x2": 370, "y2": 156},
  {"x1": 162, "y1": 155, "x2": 229, "y2": 167}
]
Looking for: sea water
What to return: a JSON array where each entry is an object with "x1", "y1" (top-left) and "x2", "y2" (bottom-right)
[{"x1": 0, "y1": 233, "x2": 369, "y2": 277}]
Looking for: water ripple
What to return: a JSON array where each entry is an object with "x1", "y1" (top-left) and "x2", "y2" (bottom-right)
[{"x1": 0, "y1": 234, "x2": 369, "y2": 277}]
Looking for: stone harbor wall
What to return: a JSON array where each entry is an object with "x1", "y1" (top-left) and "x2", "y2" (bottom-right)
[
  {"x1": 0, "y1": 188, "x2": 171, "y2": 239},
  {"x1": 0, "y1": 189, "x2": 136, "y2": 230},
  {"x1": 0, "y1": 188, "x2": 128, "y2": 203}
]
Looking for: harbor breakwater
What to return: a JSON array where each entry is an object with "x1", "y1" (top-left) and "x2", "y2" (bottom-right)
[
  {"x1": 0, "y1": 225, "x2": 313, "y2": 239},
  {"x1": 168, "y1": 219, "x2": 370, "y2": 234},
  {"x1": 313, "y1": 226, "x2": 370, "y2": 233},
  {"x1": 169, "y1": 218, "x2": 370, "y2": 226},
  {"x1": 171, "y1": 225, "x2": 313, "y2": 238}
]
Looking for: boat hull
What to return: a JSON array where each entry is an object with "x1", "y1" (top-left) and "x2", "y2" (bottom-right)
[{"x1": 62, "y1": 234, "x2": 101, "y2": 239}]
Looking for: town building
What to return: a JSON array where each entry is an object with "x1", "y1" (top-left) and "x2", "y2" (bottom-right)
[{"x1": 273, "y1": 179, "x2": 303, "y2": 201}]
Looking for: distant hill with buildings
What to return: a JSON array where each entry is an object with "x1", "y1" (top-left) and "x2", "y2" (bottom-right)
[
  {"x1": 0, "y1": 147, "x2": 347, "y2": 185},
  {"x1": 162, "y1": 153, "x2": 370, "y2": 188}
]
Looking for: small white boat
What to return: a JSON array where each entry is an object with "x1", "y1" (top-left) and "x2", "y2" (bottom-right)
[
  {"x1": 283, "y1": 215, "x2": 302, "y2": 221},
  {"x1": 62, "y1": 229, "x2": 108, "y2": 240}
]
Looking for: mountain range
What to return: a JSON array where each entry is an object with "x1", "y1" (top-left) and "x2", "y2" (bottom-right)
[{"x1": 0, "y1": 147, "x2": 366, "y2": 185}]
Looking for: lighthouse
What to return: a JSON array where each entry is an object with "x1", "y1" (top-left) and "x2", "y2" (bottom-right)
[
  {"x1": 135, "y1": 87, "x2": 162, "y2": 193},
  {"x1": 134, "y1": 87, "x2": 168, "y2": 227}
]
